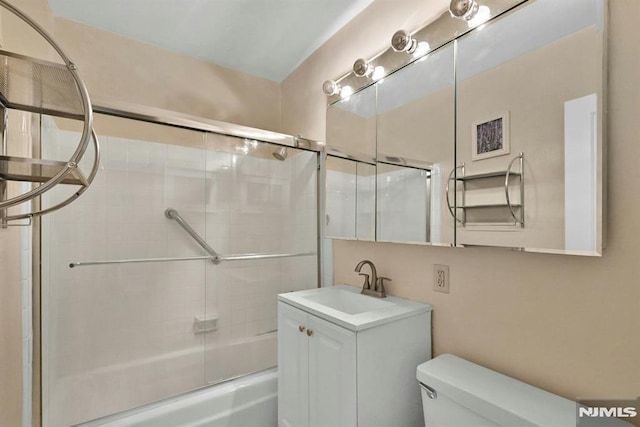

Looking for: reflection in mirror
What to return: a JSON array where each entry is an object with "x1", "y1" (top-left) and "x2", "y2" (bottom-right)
[
  {"x1": 326, "y1": 156, "x2": 356, "y2": 239},
  {"x1": 376, "y1": 42, "x2": 455, "y2": 245},
  {"x1": 326, "y1": 84, "x2": 377, "y2": 160},
  {"x1": 454, "y1": 0, "x2": 605, "y2": 255},
  {"x1": 377, "y1": 163, "x2": 430, "y2": 244},
  {"x1": 356, "y1": 162, "x2": 376, "y2": 241},
  {"x1": 325, "y1": 156, "x2": 375, "y2": 241}
]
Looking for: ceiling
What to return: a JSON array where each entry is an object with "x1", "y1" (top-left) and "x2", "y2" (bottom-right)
[{"x1": 46, "y1": 0, "x2": 375, "y2": 82}]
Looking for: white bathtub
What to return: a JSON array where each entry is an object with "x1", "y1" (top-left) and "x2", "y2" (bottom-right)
[{"x1": 80, "y1": 369, "x2": 278, "y2": 427}]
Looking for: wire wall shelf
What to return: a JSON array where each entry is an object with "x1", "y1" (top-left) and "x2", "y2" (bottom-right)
[
  {"x1": 446, "y1": 153, "x2": 525, "y2": 227},
  {"x1": 0, "y1": 0, "x2": 100, "y2": 228}
]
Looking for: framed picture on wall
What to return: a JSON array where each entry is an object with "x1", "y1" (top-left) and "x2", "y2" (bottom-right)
[{"x1": 471, "y1": 111, "x2": 510, "y2": 161}]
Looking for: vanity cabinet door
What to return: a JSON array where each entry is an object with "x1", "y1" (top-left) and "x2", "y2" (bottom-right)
[
  {"x1": 308, "y1": 315, "x2": 357, "y2": 427},
  {"x1": 278, "y1": 302, "x2": 357, "y2": 427},
  {"x1": 278, "y1": 303, "x2": 310, "y2": 427}
]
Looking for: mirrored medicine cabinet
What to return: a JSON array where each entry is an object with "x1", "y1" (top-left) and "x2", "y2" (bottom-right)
[{"x1": 325, "y1": 0, "x2": 606, "y2": 256}]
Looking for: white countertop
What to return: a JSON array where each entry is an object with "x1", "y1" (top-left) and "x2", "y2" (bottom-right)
[{"x1": 278, "y1": 284, "x2": 432, "y2": 332}]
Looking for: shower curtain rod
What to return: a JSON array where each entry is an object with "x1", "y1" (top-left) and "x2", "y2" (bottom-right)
[{"x1": 69, "y1": 208, "x2": 315, "y2": 268}]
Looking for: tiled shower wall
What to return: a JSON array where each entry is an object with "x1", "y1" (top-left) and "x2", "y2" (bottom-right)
[{"x1": 41, "y1": 116, "x2": 317, "y2": 426}]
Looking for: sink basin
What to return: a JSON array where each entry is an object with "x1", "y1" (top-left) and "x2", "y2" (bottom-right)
[
  {"x1": 278, "y1": 285, "x2": 432, "y2": 331},
  {"x1": 301, "y1": 289, "x2": 393, "y2": 315}
]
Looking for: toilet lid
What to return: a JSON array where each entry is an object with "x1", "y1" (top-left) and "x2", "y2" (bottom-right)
[{"x1": 417, "y1": 354, "x2": 583, "y2": 426}]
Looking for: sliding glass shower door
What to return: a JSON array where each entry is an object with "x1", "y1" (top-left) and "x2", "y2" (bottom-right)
[
  {"x1": 203, "y1": 133, "x2": 318, "y2": 384},
  {"x1": 41, "y1": 113, "x2": 319, "y2": 426}
]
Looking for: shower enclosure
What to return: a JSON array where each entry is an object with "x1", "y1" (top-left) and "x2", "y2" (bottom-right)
[{"x1": 39, "y1": 107, "x2": 320, "y2": 426}]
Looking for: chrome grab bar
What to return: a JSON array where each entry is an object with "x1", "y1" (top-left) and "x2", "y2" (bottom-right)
[
  {"x1": 165, "y1": 208, "x2": 221, "y2": 264},
  {"x1": 504, "y1": 153, "x2": 524, "y2": 226},
  {"x1": 69, "y1": 251, "x2": 315, "y2": 268},
  {"x1": 445, "y1": 164, "x2": 465, "y2": 224}
]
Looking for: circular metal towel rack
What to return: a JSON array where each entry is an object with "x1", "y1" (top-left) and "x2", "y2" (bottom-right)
[{"x1": 0, "y1": 0, "x2": 99, "y2": 224}]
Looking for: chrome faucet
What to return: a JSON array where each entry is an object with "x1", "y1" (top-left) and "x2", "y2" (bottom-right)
[{"x1": 354, "y1": 260, "x2": 389, "y2": 298}]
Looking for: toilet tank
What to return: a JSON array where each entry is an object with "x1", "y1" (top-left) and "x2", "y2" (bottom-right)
[{"x1": 417, "y1": 354, "x2": 632, "y2": 427}]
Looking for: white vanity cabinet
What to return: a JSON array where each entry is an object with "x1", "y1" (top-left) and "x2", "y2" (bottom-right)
[
  {"x1": 277, "y1": 285, "x2": 432, "y2": 427},
  {"x1": 278, "y1": 302, "x2": 357, "y2": 427}
]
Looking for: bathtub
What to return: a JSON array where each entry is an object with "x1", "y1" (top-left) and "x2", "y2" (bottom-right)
[{"x1": 79, "y1": 368, "x2": 278, "y2": 427}]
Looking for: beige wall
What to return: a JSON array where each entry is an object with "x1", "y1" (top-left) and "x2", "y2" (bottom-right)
[
  {"x1": 52, "y1": 19, "x2": 281, "y2": 132},
  {"x1": 282, "y1": 0, "x2": 640, "y2": 414}
]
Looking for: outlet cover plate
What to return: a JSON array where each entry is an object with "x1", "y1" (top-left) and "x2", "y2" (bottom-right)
[{"x1": 434, "y1": 264, "x2": 450, "y2": 293}]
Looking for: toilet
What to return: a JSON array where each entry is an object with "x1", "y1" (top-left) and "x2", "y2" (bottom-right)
[{"x1": 417, "y1": 354, "x2": 632, "y2": 426}]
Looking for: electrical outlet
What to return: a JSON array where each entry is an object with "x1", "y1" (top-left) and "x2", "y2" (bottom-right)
[{"x1": 433, "y1": 264, "x2": 450, "y2": 293}]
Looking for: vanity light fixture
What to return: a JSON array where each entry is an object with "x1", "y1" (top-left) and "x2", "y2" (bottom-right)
[
  {"x1": 322, "y1": 79, "x2": 341, "y2": 96},
  {"x1": 449, "y1": 0, "x2": 480, "y2": 21},
  {"x1": 391, "y1": 30, "x2": 418, "y2": 54},
  {"x1": 353, "y1": 58, "x2": 374, "y2": 78}
]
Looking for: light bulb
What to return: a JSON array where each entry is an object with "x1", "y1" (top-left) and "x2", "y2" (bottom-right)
[
  {"x1": 468, "y1": 5, "x2": 491, "y2": 27},
  {"x1": 412, "y1": 41, "x2": 431, "y2": 59},
  {"x1": 340, "y1": 86, "x2": 354, "y2": 99},
  {"x1": 372, "y1": 66, "x2": 385, "y2": 81}
]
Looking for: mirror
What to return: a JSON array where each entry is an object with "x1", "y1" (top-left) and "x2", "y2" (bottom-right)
[
  {"x1": 325, "y1": 156, "x2": 375, "y2": 241},
  {"x1": 376, "y1": 163, "x2": 431, "y2": 243},
  {"x1": 454, "y1": 0, "x2": 605, "y2": 255},
  {"x1": 326, "y1": 83, "x2": 377, "y2": 241},
  {"x1": 324, "y1": 0, "x2": 606, "y2": 256},
  {"x1": 326, "y1": 84, "x2": 376, "y2": 161},
  {"x1": 376, "y1": 42, "x2": 455, "y2": 245}
]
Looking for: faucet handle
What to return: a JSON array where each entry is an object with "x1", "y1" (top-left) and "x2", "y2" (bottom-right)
[
  {"x1": 376, "y1": 277, "x2": 391, "y2": 295},
  {"x1": 358, "y1": 273, "x2": 371, "y2": 290}
]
